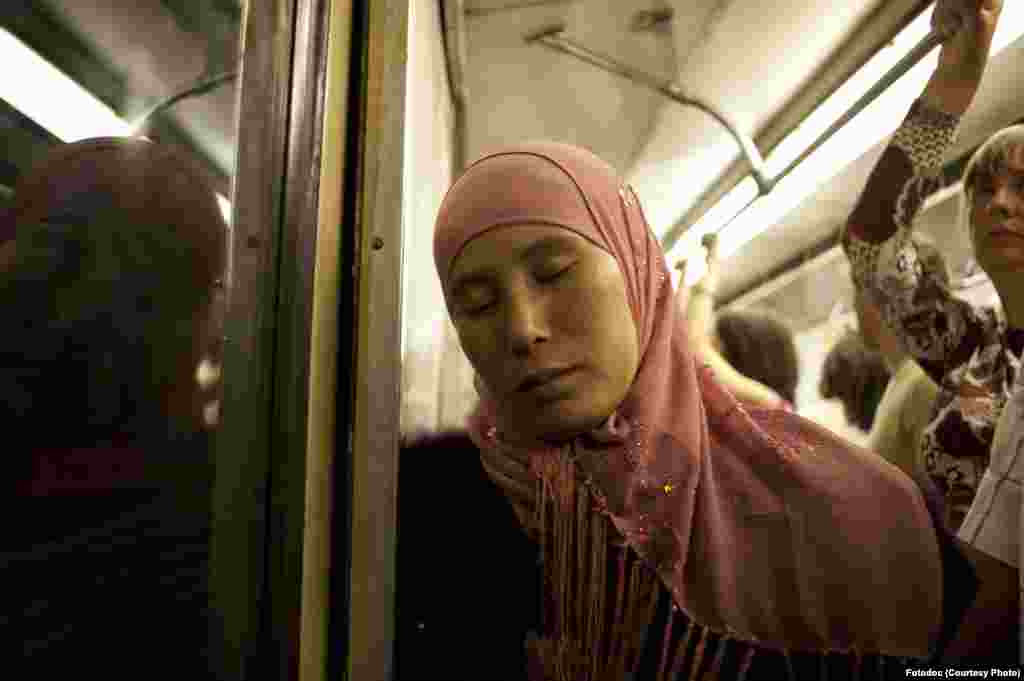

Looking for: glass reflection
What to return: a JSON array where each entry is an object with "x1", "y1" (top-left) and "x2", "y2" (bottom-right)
[{"x1": 0, "y1": 2, "x2": 240, "y2": 675}]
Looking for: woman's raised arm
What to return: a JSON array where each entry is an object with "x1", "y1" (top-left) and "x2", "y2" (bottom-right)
[
  {"x1": 676, "y1": 234, "x2": 787, "y2": 408},
  {"x1": 841, "y1": 0, "x2": 1002, "y2": 383},
  {"x1": 678, "y1": 233, "x2": 720, "y2": 348}
]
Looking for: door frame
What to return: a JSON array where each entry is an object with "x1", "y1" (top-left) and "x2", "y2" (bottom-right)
[{"x1": 210, "y1": 0, "x2": 407, "y2": 679}]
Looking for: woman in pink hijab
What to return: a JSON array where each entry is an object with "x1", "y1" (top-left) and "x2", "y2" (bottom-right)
[{"x1": 433, "y1": 141, "x2": 1012, "y2": 679}]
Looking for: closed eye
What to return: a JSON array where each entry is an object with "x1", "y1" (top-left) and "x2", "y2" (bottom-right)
[
  {"x1": 456, "y1": 293, "x2": 498, "y2": 317},
  {"x1": 535, "y1": 262, "x2": 576, "y2": 283},
  {"x1": 463, "y1": 300, "x2": 496, "y2": 316}
]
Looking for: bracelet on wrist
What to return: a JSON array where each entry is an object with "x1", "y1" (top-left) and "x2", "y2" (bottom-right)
[{"x1": 908, "y1": 97, "x2": 962, "y2": 127}]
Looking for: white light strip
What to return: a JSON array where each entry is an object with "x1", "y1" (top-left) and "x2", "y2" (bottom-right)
[
  {"x1": 666, "y1": 13, "x2": 934, "y2": 276},
  {"x1": 762, "y1": 11, "x2": 933, "y2": 179},
  {"x1": 0, "y1": 29, "x2": 132, "y2": 142},
  {"x1": 720, "y1": 2, "x2": 1024, "y2": 259},
  {"x1": 673, "y1": 178, "x2": 758, "y2": 285},
  {"x1": 717, "y1": 53, "x2": 939, "y2": 258},
  {"x1": 217, "y1": 194, "x2": 232, "y2": 224},
  {"x1": 0, "y1": 29, "x2": 233, "y2": 228},
  {"x1": 689, "y1": 177, "x2": 759, "y2": 244},
  {"x1": 667, "y1": 3, "x2": 1024, "y2": 285}
]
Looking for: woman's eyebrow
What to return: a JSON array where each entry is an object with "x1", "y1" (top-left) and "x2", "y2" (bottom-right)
[{"x1": 520, "y1": 234, "x2": 577, "y2": 260}]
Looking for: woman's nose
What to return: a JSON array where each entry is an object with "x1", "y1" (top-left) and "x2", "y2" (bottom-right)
[
  {"x1": 990, "y1": 183, "x2": 1020, "y2": 219},
  {"x1": 503, "y1": 288, "x2": 548, "y2": 356}
]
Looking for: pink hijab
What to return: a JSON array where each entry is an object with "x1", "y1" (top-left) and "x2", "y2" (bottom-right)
[{"x1": 434, "y1": 142, "x2": 944, "y2": 659}]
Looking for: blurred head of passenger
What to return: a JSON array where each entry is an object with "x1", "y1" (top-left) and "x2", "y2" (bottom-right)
[
  {"x1": 819, "y1": 330, "x2": 892, "y2": 433},
  {"x1": 0, "y1": 137, "x2": 227, "y2": 460},
  {"x1": 713, "y1": 310, "x2": 800, "y2": 407}
]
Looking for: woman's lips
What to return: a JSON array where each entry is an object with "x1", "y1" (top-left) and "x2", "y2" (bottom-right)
[
  {"x1": 517, "y1": 366, "x2": 578, "y2": 393},
  {"x1": 987, "y1": 227, "x2": 1024, "y2": 245}
]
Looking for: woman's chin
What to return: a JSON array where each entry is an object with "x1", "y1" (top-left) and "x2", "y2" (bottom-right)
[
  {"x1": 504, "y1": 422, "x2": 578, "y2": 446},
  {"x1": 511, "y1": 410, "x2": 609, "y2": 445}
]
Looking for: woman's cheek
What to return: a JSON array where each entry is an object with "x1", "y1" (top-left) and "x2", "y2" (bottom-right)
[
  {"x1": 557, "y1": 289, "x2": 591, "y2": 329},
  {"x1": 454, "y1": 324, "x2": 494, "y2": 381}
]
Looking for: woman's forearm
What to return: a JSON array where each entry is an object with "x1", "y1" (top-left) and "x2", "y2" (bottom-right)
[
  {"x1": 682, "y1": 259, "x2": 719, "y2": 345},
  {"x1": 923, "y1": 0, "x2": 999, "y2": 116},
  {"x1": 697, "y1": 343, "x2": 783, "y2": 408},
  {"x1": 684, "y1": 284, "x2": 716, "y2": 345},
  {"x1": 920, "y1": 64, "x2": 981, "y2": 117}
]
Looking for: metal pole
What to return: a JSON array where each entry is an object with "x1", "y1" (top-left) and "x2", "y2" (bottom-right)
[
  {"x1": 525, "y1": 24, "x2": 775, "y2": 195},
  {"x1": 132, "y1": 71, "x2": 239, "y2": 130},
  {"x1": 675, "y1": 28, "x2": 945, "y2": 248},
  {"x1": 775, "y1": 29, "x2": 944, "y2": 185}
]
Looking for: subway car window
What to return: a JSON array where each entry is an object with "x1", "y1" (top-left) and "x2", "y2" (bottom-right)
[{"x1": 1, "y1": 1, "x2": 239, "y2": 675}]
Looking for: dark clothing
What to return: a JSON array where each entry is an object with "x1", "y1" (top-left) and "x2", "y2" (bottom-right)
[
  {"x1": 396, "y1": 431, "x2": 540, "y2": 681},
  {"x1": 395, "y1": 432, "x2": 989, "y2": 679},
  {"x1": 1, "y1": 433, "x2": 214, "y2": 677}
]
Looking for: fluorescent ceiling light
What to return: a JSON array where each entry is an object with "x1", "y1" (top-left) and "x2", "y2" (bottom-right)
[
  {"x1": 687, "y1": 176, "x2": 760, "y2": 245},
  {"x1": 0, "y1": 28, "x2": 132, "y2": 141},
  {"x1": 668, "y1": 3, "x2": 1024, "y2": 286},
  {"x1": 217, "y1": 194, "x2": 232, "y2": 224},
  {"x1": 761, "y1": 11, "x2": 932, "y2": 180},
  {"x1": 0, "y1": 29, "x2": 233, "y2": 227}
]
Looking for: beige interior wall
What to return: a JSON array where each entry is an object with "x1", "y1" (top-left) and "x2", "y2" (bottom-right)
[{"x1": 400, "y1": 0, "x2": 476, "y2": 435}]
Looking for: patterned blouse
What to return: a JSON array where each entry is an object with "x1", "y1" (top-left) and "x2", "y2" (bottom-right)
[{"x1": 842, "y1": 98, "x2": 1024, "y2": 531}]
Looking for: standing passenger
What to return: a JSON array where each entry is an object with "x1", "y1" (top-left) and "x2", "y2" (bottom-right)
[
  {"x1": 842, "y1": 0, "x2": 1019, "y2": 659},
  {"x1": 819, "y1": 329, "x2": 893, "y2": 433},
  {"x1": 434, "y1": 139, "x2": 1000, "y2": 677}
]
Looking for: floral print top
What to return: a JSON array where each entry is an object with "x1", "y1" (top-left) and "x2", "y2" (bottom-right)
[{"x1": 842, "y1": 98, "x2": 1024, "y2": 531}]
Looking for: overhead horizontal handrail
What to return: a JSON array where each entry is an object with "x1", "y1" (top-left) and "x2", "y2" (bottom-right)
[
  {"x1": 525, "y1": 23, "x2": 775, "y2": 195},
  {"x1": 677, "y1": 27, "x2": 946, "y2": 253},
  {"x1": 131, "y1": 70, "x2": 239, "y2": 130},
  {"x1": 526, "y1": 21, "x2": 948, "y2": 253},
  {"x1": 771, "y1": 29, "x2": 945, "y2": 194}
]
